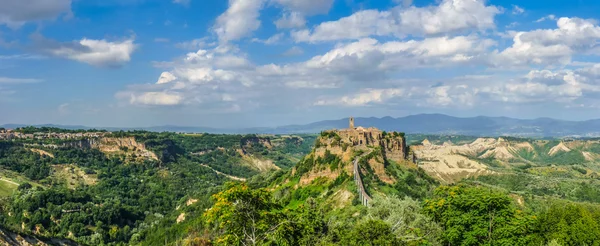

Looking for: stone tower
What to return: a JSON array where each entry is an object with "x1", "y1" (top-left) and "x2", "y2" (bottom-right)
[{"x1": 349, "y1": 117, "x2": 355, "y2": 129}]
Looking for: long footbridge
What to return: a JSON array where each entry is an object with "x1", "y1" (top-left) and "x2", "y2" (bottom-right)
[{"x1": 353, "y1": 157, "x2": 371, "y2": 206}]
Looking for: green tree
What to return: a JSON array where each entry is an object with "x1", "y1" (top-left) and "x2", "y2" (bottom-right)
[
  {"x1": 342, "y1": 220, "x2": 400, "y2": 246},
  {"x1": 423, "y1": 185, "x2": 536, "y2": 246},
  {"x1": 534, "y1": 202, "x2": 600, "y2": 245},
  {"x1": 368, "y1": 195, "x2": 442, "y2": 244},
  {"x1": 204, "y1": 183, "x2": 288, "y2": 246}
]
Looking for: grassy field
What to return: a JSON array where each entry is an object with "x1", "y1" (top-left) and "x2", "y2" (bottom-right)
[{"x1": 0, "y1": 179, "x2": 18, "y2": 197}]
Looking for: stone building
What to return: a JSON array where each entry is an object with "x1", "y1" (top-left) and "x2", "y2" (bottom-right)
[{"x1": 334, "y1": 117, "x2": 406, "y2": 162}]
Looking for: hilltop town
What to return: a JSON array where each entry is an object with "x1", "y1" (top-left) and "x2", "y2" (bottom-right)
[{"x1": 0, "y1": 128, "x2": 108, "y2": 140}]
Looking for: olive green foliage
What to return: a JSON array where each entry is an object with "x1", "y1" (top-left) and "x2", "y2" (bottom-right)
[
  {"x1": 204, "y1": 183, "x2": 285, "y2": 245},
  {"x1": 294, "y1": 149, "x2": 342, "y2": 177},
  {"x1": 423, "y1": 185, "x2": 536, "y2": 246},
  {"x1": 367, "y1": 195, "x2": 442, "y2": 244},
  {"x1": 205, "y1": 183, "x2": 402, "y2": 246},
  {"x1": 341, "y1": 220, "x2": 400, "y2": 246},
  {"x1": 0, "y1": 131, "x2": 314, "y2": 245},
  {"x1": 534, "y1": 202, "x2": 600, "y2": 245},
  {"x1": 0, "y1": 142, "x2": 52, "y2": 180}
]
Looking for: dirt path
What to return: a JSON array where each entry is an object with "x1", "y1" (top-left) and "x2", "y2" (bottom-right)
[
  {"x1": 200, "y1": 164, "x2": 247, "y2": 181},
  {"x1": 0, "y1": 178, "x2": 19, "y2": 186}
]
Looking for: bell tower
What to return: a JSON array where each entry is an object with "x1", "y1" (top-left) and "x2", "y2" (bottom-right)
[{"x1": 349, "y1": 117, "x2": 355, "y2": 129}]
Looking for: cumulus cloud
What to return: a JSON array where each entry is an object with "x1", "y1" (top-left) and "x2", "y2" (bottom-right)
[
  {"x1": 157, "y1": 72, "x2": 177, "y2": 84},
  {"x1": 214, "y1": 0, "x2": 265, "y2": 42},
  {"x1": 128, "y1": 92, "x2": 184, "y2": 106},
  {"x1": 33, "y1": 35, "x2": 137, "y2": 67},
  {"x1": 425, "y1": 85, "x2": 476, "y2": 107},
  {"x1": 117, "y1": 45, "x2": 255, "y2": 107},
  {"x1": 315, "y1": 88, "x2": 404, "y2": 106},
  {"x1": 293, "y1": 0, "x2": 501, "y2": 42},
  {"x1": 491, "y1": 17, "x2": 600, "y2": 67},
  {"x1": 116, "y1": 4, "x2": 600, "y2": 116},
  {"x1": 0, "y1": 0, "x2": 72, "y2": 28},
  {"x1": 303, "y1": 35, "x2": 495, "y2": 72},
  {"x1": 536, "y1": 14, "x2": 557, "y2": 23}
]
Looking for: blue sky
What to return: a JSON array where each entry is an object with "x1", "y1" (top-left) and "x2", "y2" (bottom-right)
[{"x1": 2, "y1": 0, "x2": 600, "y2": 128}]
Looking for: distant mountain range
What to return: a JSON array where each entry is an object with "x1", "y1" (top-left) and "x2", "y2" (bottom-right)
[{"x1": 3, "y1": 114, "x2": 600, "y2": 137}]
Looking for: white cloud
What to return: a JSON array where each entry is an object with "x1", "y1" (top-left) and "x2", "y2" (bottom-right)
[
  {"x1": 214, "y1": 0, "x2": 265, "y2": 42},
  {"x1": 157, "y1": 72, "x2": 177, "y2": 84},
  {"x1": 492, "y1": 17, "x2": 600, "y2": 67},
  {"x1": 535, "y1": 14, "x2": 557, "y2": 23},
  {"x1": 252, "y1": 33, "x2": 284, "y2": 45},
  {"x1": 425, "y1": 85, "x2": 476, "y2": 107},
  {"x1": 0, "y1": 0, "x2": 71, "y2": 28},
  {"x1": 175, "y1": 38, "x2": 215, "y2": 50},
  {"x1": 512, "y1": 5, "x2": 525, "y2": 15},
  {"x1": 479, "y1": 67, "x2": 600, "y2": 105},
  {"x1": 45, "y1": 38, "x2": 137, "y2": 67},
  {"x1": 315, "y1": 88, "x2": 404, "y2": 106},
  {"x1": 128, "y1": 92, "x2": 183, "y2": 106},
  {"x1": 304, "y1": 35, "x2": 494, "y2": 71},
  {"x1": 275, "y1": 12, "x2": 306, "y2": 29},
  {"x1": 294, "y1": 0, "x2": 501, "y2": 42},
  {"x1": 286, "y1": 80, "x2": 339, "y2": 89}
]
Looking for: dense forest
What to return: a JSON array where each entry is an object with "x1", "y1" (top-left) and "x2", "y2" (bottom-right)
[{"x1": 0, "y1": 128, "x2": 599, "y2": 245}]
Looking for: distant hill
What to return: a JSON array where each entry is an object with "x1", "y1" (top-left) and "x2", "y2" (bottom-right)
[{"x1": 4, "y1": 114, "x2": 600, "y2": 137}]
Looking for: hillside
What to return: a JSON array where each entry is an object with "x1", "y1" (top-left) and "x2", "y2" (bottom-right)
[
  {"x1": 3, "y1": 126, "x2": 600, "y2": 245},
  {"x1": 0, "y1": 129, "x2": 315, "y2": 245},
  {"x1": 273, "y1": 119, "x2": 436, "y2": 209},
  {"x1": 195, "y1": 123, "x2": 600, "y2": 245},
  {"x1": 412, "y1": 137, "x2": 600, "y2": 183}
]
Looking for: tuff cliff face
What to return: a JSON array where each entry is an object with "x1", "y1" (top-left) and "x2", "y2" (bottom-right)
[
  {"x1": 62, "y1": 137, "x2": 158, "y2": 160},
  {"x1": 240, "y1": 136, "x2": 273, "y2": 153}
]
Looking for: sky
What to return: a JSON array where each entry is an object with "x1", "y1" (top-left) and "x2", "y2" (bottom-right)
[{"x1": 2, "y1": 0, "x2": 600, "y2": 128}]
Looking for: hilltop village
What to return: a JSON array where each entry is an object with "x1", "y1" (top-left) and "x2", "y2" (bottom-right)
[
  {"x1": 0, "y1": 129, "x2": 108, "y2": 140},
  {"x1": 335, "y1": 117, "x2": 407, "y2": 162}
]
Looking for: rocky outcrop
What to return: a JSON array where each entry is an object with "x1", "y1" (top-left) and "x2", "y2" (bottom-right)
[
  {"x1": 62, "y1": 137, "x2": 158, "y2": 160},
  {"x1": 0, "y1": 227, "x2": 78, "y2": 246},
  {"x1": 241, "y1": 136, "x2": 273, "y2": 150},
  {"x1": 298, "y1": 119, "x2": 408, "y2": 186},
  {"x1": 549, "y1": 142, "x2": 571, "y2": 156}
]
